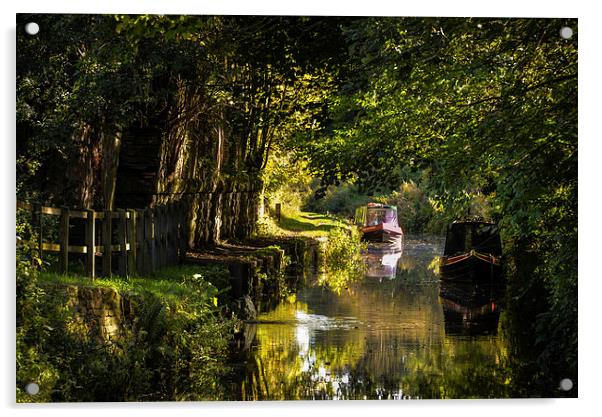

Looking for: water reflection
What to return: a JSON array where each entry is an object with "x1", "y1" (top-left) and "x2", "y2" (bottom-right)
[
  {"x1": 365, "y1": 251, "x2": 402, "y2": 280},
  {"x1": 228, "y1": 236, "x2": 509, "y2": 400},
  {"x1": 439, "y1": 282, "x2": 503, "y2": 337}
]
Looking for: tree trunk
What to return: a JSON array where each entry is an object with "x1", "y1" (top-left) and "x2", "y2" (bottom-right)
[{"x1": 101, "y1": 128, "x2": 122, "y2": 210}]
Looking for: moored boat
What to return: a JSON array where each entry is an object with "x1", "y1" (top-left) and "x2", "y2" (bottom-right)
[
  {"x1": 354, "y1": 203, "x2": 403, "y2": 252},
  {"x1": 439, "y1": 221, "x2": 502, "y2": 283}
]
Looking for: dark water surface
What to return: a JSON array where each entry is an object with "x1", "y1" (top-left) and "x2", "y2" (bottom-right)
[{"x1": 228, "y1": 236, "x2": 510, "y2": 400}]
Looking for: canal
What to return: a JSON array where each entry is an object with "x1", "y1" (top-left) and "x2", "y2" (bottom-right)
[{"x1": 226, "y1": 236, "x2": 510, "y2": 400}]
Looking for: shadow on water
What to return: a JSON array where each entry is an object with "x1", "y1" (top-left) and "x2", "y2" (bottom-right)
[{"x1": 223, "y1": 236, "x2": 519, "y2": 400}]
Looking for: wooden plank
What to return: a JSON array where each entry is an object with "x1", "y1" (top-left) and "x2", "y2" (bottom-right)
[
  {"x1": 136, "y1": 209, "x2": 146, "y2": 275},
  {"x1": 69, "y1": 209, "x2": 89, "y2": 219},
  {"x1": 85, "y1": 209, "x2": 95, "y2": 279},
  {"x1": 41, "y1": 242, "x2": 61, "y2": 252},
  {"x1": 127, "y1": 209, "x2": 137, "y2": 277},
  {"x1": 59, "y1": 206, "x2": 70, "y2": 274},
  {"x1": 117, "y1": 209, "x2": 127, "y2": 277},
  {"x1": 68, "y1": 245, "x2": 87, "y2": 254},
  {"x1": 40, "y1": 206, "x2": 62, "y2": 216},
  {"x1": 33, "y1": 203, "x2": 43, "y2": 261},
  {"x1": 111, "y1": 211, "x2": 130, "y2": 219},
  {"x1": 17, "y1": 201, "x2": 32, "y2": 211},
  {"x1": 102, "y1": 210, "x2": 112, "y2": 277}
]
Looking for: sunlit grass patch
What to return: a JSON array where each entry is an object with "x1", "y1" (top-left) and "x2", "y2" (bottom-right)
[
  {"x1": 256, "y1": 206, "x2": 350, "y2": 238},
  {"x1": 38, "y1": 264, "x2": 230, "y2": 305}
]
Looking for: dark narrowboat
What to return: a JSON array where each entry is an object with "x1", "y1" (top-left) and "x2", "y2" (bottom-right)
[
  {"x1": 439, "y1": 221, "x2": 502, "y2": 283},
  {"x1": 354, "y1": 203, "x2": 403, "y2": 252}
]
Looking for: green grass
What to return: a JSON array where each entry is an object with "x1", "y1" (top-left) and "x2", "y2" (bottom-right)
[
  {"x1": 257, "y1": 207, "x2": 350, "y2": 238},
  {"x1": 38, "y1": 264, "x2": 230, "y2": 305}
]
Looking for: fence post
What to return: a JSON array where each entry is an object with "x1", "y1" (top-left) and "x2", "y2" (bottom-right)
[
  {"x1": 85, "y1": 209, "x2": 96, "y2": 279},
  {"x1": 161, "y1": 205, "x2": 169, "y2": 267},
  {"x1": 102, "y1": 210, "x2": 112, "y2": 277},
  {"x1": 167, "y1": 204, "x2": 176, "y2": 265},
  {"x1": 164, "y1": 204, "x2": 171, "y2": 265},
  {"x1": 179, "y1": 199, "x2": 189, "y2": 261},
  {"x1": 155, "y1": 206, "x2": 163, "y2": 269},
  {"x1": 32, "y1": 203, "x2": 43, "y2": 262},
  {"x1": 275, "y1": 203, "x2": 281, "y2": 222},
  {"x1": 117, "y1": 209, "x2": 127, "y2": 277},
  {"x1": 127, "y1": 209, "x2": 137, "y2": 277},
  {"x1": 146, "y1": 208, "x2": 156, "y2": 274},
  {"x1": 136, "y1": 209, "x2": 146, "y2": 275},
  {"x1": 172, "y1": 203, "x2": 180, "y2": 264},
  {"x1": 59, "y1": 206, "x2": 70, "y2": 274},
  {"x1": 155, "y1": 206, "x2": 162, "y2": 270},
  {"x1": 175, "y1": 201, "x2": 183, "y2": 262}
]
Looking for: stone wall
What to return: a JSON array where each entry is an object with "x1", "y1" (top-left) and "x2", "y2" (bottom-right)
[{"x1": 59, "y1": 285, "x2": 133, "y2": 342}]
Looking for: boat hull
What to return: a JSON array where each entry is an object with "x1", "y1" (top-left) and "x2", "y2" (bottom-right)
[
  {"x1": 361, "y1": 223, "x2": 403, "y2": 252},
  {"x1": 440, "y1": 251, "x2": 502, "y2": 283}
]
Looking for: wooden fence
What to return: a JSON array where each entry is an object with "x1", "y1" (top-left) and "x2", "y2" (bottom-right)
[{"x1": 17, "y1": 200, "x2": 189, "y2": 279}]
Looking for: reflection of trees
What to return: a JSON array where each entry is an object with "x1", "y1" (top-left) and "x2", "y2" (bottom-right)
[{"x1": 234, "y1": 274, "x2": 511, "y2": 399}]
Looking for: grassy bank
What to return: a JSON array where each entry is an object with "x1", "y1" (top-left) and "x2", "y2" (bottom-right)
[
  {"x1": 17, "y1": 263, "x2": 237, "y2": 402},
  {"x1": 38, "y1": 264, "x2": 232, "y2": 308},
  {"x1": 256, "y1": 205, "x2": 349, "y2": 238}
]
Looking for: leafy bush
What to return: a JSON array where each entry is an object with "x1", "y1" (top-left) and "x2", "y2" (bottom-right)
[
  {"x1": 16, "y1": 210, "x2": 63, "y2": 402},
  {"x1": 305, "y1": 182, "x2": 371, "y2": 216},
  {"x1": 16, "y1": 262, "x2": 238, "y2": 402}
]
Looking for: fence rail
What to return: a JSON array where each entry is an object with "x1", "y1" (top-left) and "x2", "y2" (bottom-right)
[{"x1": 17, "y1": 200, "x2": 189, "y2": 279}]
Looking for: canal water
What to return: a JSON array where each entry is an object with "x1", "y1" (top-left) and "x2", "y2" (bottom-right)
[{"x1": 228, "y1": 236, "x2": 510, "y2": 400}]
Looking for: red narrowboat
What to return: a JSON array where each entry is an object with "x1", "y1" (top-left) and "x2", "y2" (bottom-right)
[{"x1": 354, "y1": 203, "x2": 403, "y2": 252}]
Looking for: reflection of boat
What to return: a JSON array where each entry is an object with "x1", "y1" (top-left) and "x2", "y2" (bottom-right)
[
  {"x1": 439, "y1": 281, "x2": 503, "y2": 336},
  {"x1": 354, "y1": 203, "x2": 403, "y2": 252},
  {"x1": 364, "y1": 251, "x2": 402, "y2": 280},
  {"x1": 439, "y1": 221, "x2": 502, "y2": 283}
]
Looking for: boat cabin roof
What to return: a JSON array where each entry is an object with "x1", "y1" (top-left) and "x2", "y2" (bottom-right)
[
  {"x1": 367, "y1": 203, "x2": 397, "y2": 211},
  {"x1": 354, "y1": 203, "x2": 399, "y2": 227},
  {"x1": 451, "y1": 220, "x2": 496, "y2": 225}
]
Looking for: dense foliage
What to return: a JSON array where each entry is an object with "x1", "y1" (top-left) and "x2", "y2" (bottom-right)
[{"x1": 291, "y1": 17, "x2": 577, "y2": 392}]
